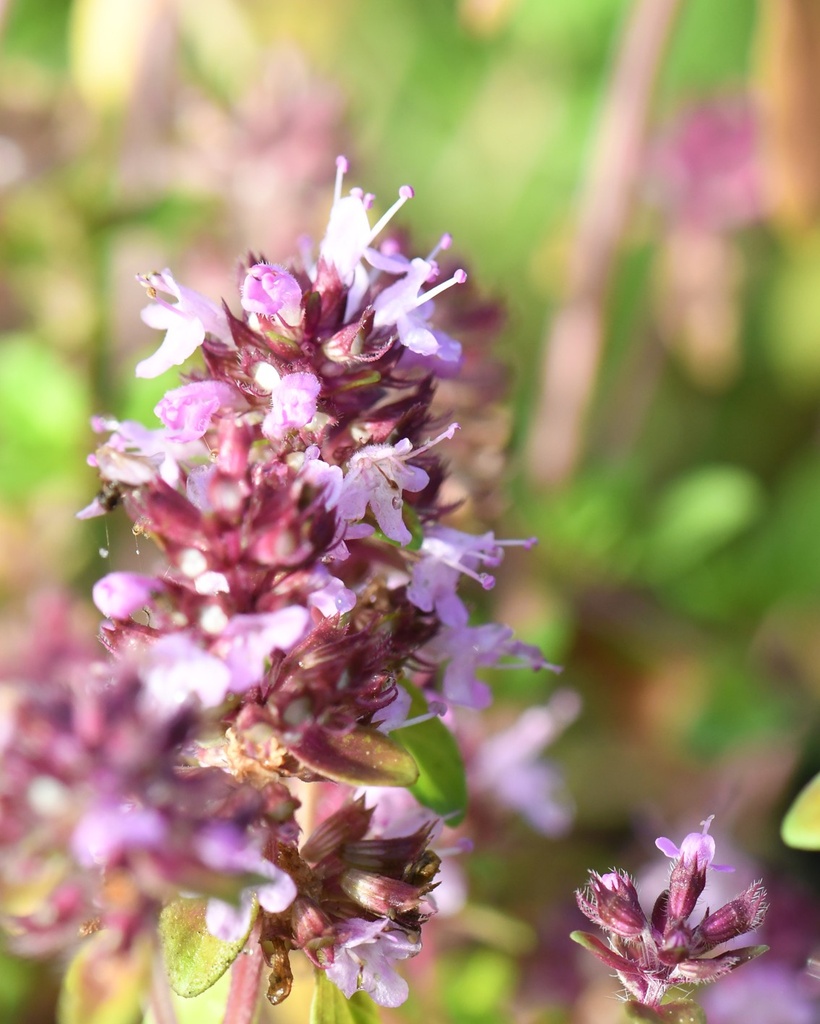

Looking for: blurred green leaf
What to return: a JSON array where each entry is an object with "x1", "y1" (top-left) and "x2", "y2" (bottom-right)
[
  {"x1": 441, "y1": 947, "x2": 517, "y2": 1024},
  {"x1": 159, "y1": 897, "x2": 254, "y2": 999},
  {"x1": 395, "y1": 680, "x2": 467, "y2": 824},
  {"x1": 625, "y1": 1002, "x2": 706, "y2": 1024},
  {"x1": 2, "y1": 0, "x2": 70, "y2": 67},
  {"x1": 782, "y1": 771, "x2": 820, "y2": 850},
  {"x1": 141, "y1": 968, "x2": 231, "y2": 1024},
  {"x1": 688, "y1": 655, "x2": 791, "y2": 756},
  {"x1": 642, "y1": 465, "x2": 764, "y2": 579},
  {"x1": 59, "y1": 932, "x2": 150, "y2": 1024},
  {"x1": 309, "y1": 969, "x2": 381, "y2": 1024},
  {"x1": 0, "y1": 334, "x2": 89, "y2": 502},
  {"x1": 661, "y1": 0, "x2": 755, "y2": 95},
  {"x1": 765, "y1": 236, "x2": 820, "y2": 396}
]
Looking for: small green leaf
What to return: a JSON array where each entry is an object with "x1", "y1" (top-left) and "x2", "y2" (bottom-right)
[
  {"x1": 394, "y1": 681, "x2": 467, "y2": 824},
  {"x1": 159, "y1": 897, "x2": 255, "y2": 998},
  {"x1": 624, "y1": 1004, "x2": 664, "y2": 1023},
  {"x1": 310, "y1": 968, "x2": 382, "y2": 1024},
  {"x1": 658, "y1": 1001, "x2": 707, "y2": 1024},
  {"x1": 291, "y1": 726, "x2": 419, "y2": 788},
  {"x1": 59, "y1": 931, "x2": 151, "y2": 1024},
  {"x1": 782, "y1": 772, "x2": 820, "y2": 849},
  {"x1": 624, "y1": 1000, "x2": 707, "y2": 1024}
]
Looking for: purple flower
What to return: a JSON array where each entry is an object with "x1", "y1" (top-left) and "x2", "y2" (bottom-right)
[
  {"x1": 92, "y1": 572, "x2": 163, "y2": 620},
  {"x1": 71, "y1": 802, "x2": 167, "y2": 867},
  {"x1": 213, "y1": 607, "x2": 311, "y2": 693},
  {"x1": 656, "y1": 814, "x2": 735, "y2": 874},
  {"x1": 206, "y1": 855, "x2": 298, "y2": 942},
  {"x1": 257, "y1": 367, "x2": 321, "y2": 438},
  {"x1": 241, "y1": 263, "x2": 303, "y2": 326},
  {"x1": 700, "y1": 961, "x2": 819, "y2": 1024},
  {"x1": 325, "y1": 917, "x2": 421, "y2": 1007},
  {"x1": 306, "y1": 572, "x2": 357, "y2": 618},
  {"x1": 142, "y1": 633, "x2": 233, "y2": 709},
  {"x1": 574, "y1": 816, "x2": 769, "y2": 1009},
  {"x1": 319, "y1": 157, "x2": 414, "y2": 287},
  {"x1": 155, "y1": 380, "x2": 237, "y2": 442},
  {"x1": 472, "y1": 689, "x2": 580, "y2": 835},
  {"x1": 338, "y1": 425, "x2": 458, "y2": 546},
  {"x1": 66, "y1": 157, "x2": 554, "y2": 1011},
  {"x1": 373, "y1": 257, "x2": 467, "y2": 359},
  {"x1": 407, "y1": 527, "x2": 533, "y2": 627},
  {"x1": 424, "y1": 622, "x2": 550, "y2": 709},
  {"x1": 136, "y1": 270, "x2": 231, "y2": 378}
]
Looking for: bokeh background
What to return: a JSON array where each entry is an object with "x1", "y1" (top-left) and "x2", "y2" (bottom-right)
[{"x1": 1, "y1": 0, "x2": 818, "y2": 1021}]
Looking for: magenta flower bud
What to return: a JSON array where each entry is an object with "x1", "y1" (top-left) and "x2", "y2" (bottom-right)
[
  {"x1": 155, "y1": 380, "x2": 236, "y2": 442},
  {"x1": 576, "y1": 870, "x2": 647, "y2": 938},
  {"x1": 92, "y1": 572, "x2": 162, "y2": 619},
  {"x1": 292, "y1": 897, "x2": 336, "y2": 966},
  {"x1": 339, "y1": 867, "x2": 426, "y2": 920},
  {"x1": 241, "y1": 263, "x2": 303, "y2": 326},
  {"x1": 696, "y1": 880, "x2": 768, "y2": 949}
]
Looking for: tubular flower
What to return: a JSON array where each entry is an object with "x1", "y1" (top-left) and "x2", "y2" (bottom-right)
[{"x1": 0, "y1": 157, "x2": 565, "y2": 1014}]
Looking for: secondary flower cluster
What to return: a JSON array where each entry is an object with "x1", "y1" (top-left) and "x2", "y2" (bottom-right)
[
  {"x1": 573, "y1": 817, "x2": 768, "y2": 1010},
  {"x1": 0, "y1": 159, "x2": 550, "y2": 1010}
]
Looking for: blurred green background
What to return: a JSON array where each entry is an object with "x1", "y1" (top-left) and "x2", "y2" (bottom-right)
[{"x1": 1, "y1": 0, "x2": 818, "y2": 1021}]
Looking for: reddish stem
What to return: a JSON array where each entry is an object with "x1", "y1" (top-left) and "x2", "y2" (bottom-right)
[
  {"x1": 223, "y1": 922, "x2": 265, "y2": 1024},
  {"x1": 527, "y1": 0, "x2": 684, "y2": 485},
  {"x1": 149, "y1": 954, "x2": 180, "y2": 1024}
]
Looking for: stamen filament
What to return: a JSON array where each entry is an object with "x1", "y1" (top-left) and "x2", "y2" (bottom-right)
[
  {"x1": 414, "y1": 269, "x2": 467, "y2": 309},
  {"x1": 426, "y1": 233, "x2": 452, "y2": 261},
  {"x1": 334, "y1": 155, "x2": 349, "y2": 205},
  {"x1": 367, "y1": 186, "x2": 415, "y2": 244}
]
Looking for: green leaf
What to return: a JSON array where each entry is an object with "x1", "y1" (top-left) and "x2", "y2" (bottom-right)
[
  {"x1": 394, "y1": 681, "x2": 467, "y2": 824},
  {"x1": 159, "y1": 897, "x2": 255, "y2": 998},
  {"x1": 643, "y1": 465, "x2": 764, "y2": 579},
  {"x1": 658, "y1": 1001, "x2": 707, "y2": 1024},
  {"x1": 310, "y1": 969, "x2": 382, "y2": 1024},
  {"x1": 59, "y1": 932, "x2": 151, "y2": 1024},
  {"x1": 624, "y1": 1002, "x2": 664, "y2": 1023},
  {"x1": 0, "y1": 334, "x2": 89, "y2": 503},
  {"x1": 782, "y1": 772, "x2": 820, "y2": 849},
  {"x1": 624, "y1": 1000, "x2": 707, "y2": 1024},
  {"x1": 291, "y1": 725, "x2": 419, "y2": 788}
]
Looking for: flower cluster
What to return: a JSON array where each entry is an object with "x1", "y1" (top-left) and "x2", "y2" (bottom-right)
[
  {"x1": 573, "y1": 817, "x2": 768, "y2": 1010},
  {"x1": 0, "y1": 159, "x2": 551, "y2": 1010}
]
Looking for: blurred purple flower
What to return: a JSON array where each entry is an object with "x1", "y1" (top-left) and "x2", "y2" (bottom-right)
[{"x1": 473, "y1": 689, "x2": 580, "y2": 835}]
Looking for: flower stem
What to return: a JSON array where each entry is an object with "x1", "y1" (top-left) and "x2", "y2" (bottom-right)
[
  {"x1": 527, "y1": 0, "x2": 683, "y2": 485},
  {"x1": 149, "y1": 954, "x2": 180, "y2": 1024},
  {"x1": 223, "y1": 921, "x2": 265, "y2": 1024}
]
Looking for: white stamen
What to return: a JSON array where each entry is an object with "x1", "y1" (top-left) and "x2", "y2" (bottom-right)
[
  {"x1": 334, "y1": 155, "x2": 349, "y2": 204},
  {"x1": 366, "y1": 186, "x2": 415, "y2": 245},
  {"x1": 413, "y1": 269, "x2": 467, "y2": 309},
  {"x1": 495, "y1": 536, "x2": 538, "y2": 550},
  {"x1": 412, "y1": 422, "x2": 460, "y2": 458},
  {"x1": 426, "y1": 233, "x2": 452, "y2": 261}
]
